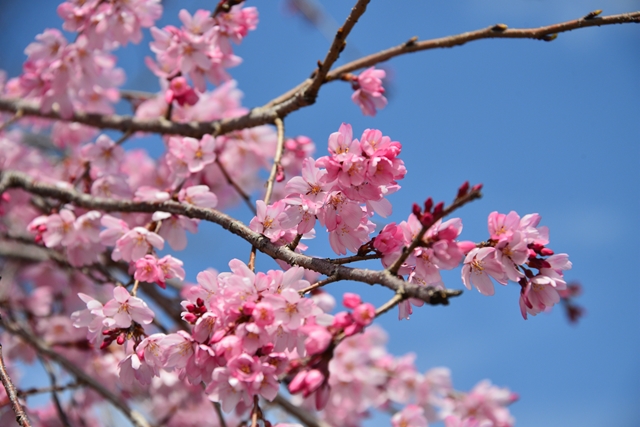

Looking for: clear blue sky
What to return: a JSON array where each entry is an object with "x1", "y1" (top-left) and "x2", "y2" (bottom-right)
[{"x1": 1, "y1": 1, "x2": 638, "y2": 426}]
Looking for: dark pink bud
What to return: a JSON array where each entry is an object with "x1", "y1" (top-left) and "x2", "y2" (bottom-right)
[
  {"x1": 183, "y1": 313, "x2": 198, "y2": 324},
  {"x1": 423, "y1": 197, "x2": 433, "y2": 213},
  {"x1": 261, "y1": 343, "x2": 274, "y2": 354},
  {"x1": 412, "y1": 203, "x2": 422, "y2": 217},
  {"x1": 116, "y1": 334, "x2": 125, "y2": 345},
  {"x1": 419, "y1": 212, "x2": 433, "y2": 227},
  {"x1": 196, "y1": 298, "x2": 205, "y2": 307},
  {"x1": 471, "y1": 183, "x2": 483, "y2": 192},
  {"x1": 457, "y1": 181, "x2": 470, "y2": 198},
  {"x1": 433, "y1": 201, "x2": 444, "y2": 217},
  {"x1": 185, "y1": 303, "x2": 196, "y2": 312},
  {"x1": 198, "y1": 305, "x2": 208, "y2": 314},
  {"x1": 540, "y1": 248, "x2": 554, "y2": 256}
]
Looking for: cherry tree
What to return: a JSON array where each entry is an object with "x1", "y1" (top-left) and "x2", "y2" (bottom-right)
[{"x1": 0, "y1": 1, "x2": 636, "y2": 426}]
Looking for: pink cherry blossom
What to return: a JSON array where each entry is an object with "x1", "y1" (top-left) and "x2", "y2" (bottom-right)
[
  {"x1": 351, "y1": 67, "x2": 387, "y2": 116},
  {"x1": 461, "y1": 247, "x2": 507, "y2": 296},
  {"x1": 102, "y1": 286, "x2": 155, "y2": 328}
]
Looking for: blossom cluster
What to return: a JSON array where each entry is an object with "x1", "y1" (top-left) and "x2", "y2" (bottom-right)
[
  {"x1": 147, "y1": 4, "x2": 258, "y2": 103},
  {"x1": 250, "y1": 123, "x2": 406, "y2": 255},
  {"x1": 7, "y1": 1, "x2": 163, "y2": 118},
  {"x1": 462, "y1": 211, "x2": 572, "y2": 319}
]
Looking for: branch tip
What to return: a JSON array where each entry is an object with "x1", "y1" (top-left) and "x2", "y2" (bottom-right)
[{"x1": 584, "y1": 10, "x2": 603, "y2": 20}]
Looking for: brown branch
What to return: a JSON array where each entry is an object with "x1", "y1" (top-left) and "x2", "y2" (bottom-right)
[
  {"x1": 0, "y1": 11, "x2": 636, "y2": 140},
  {"x1": 215, "y1": 158, "x2": 256, "y2": 214},
  {"x1": 302, "y1": 0, "x2": 371, "y2": 104},
  {"x1": 38, "y1": 356, "x2": 72, "y2": 427},
  {"x1": 299, "y1": 275, "x2": 340, "y2": 295},
  {"x1": 324, "y1": 10, "x2": 640, "y2": 81},
  {"x1": 0, "y1": 318, "x2": 153, "y2": 427},
  {"x1": 0, "y1": 344, "x2": 32, "y2": 427},
  {"x1": 272, "y1": 393, "x2": 331, "y2": 427},
  {"x1": 0, "y1": 170, "x2": 463, "y2": 305},
  {"x1": 327, "y1": 253, "x2": 381, "y2": 265},
  {"x1": 375, "y1": 293, "x2": 405, "y2": 318},
  {"x1": 18, "y1": 382, "x2": 82, "y2": 398}
]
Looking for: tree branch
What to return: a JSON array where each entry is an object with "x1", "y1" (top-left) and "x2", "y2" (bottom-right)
[
  {"x1": 0, "y1": 170, "x2": 462, "y2": 305},
  {"x1": 0, "y1": 11, "x2": 633, "y2": 140},
  {"x1": 0, "y1": 344, "x2": 32, "y2": 427},
  {"x1": 0, "y1": 318, "x2": 153, "y2": 427},
  {"x1": 324, "y1": 10, "x2": 640, "y2": 81},
  {"x1": 272, "y1": 393, "x2": 331, "y2": 427},
  {"x1": 302, "y1": 0, "x2": 370, "y2": 104}
]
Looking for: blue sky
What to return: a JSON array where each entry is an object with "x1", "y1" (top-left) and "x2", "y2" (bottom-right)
[{"x1": 1, "y1": 1, "x2": 638, "y2": 426}]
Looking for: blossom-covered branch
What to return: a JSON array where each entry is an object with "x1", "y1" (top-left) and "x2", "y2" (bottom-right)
[{"x1": 0, "y1": 169, "x2": 462, "y2": 305}]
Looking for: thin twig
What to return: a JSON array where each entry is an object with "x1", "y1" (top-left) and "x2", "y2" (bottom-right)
[
  {"x1": 215, "y1": 158, "x2": 256, "y2": 214},
  {"x1": 263, "y1": 117, "x2": 286, "y2": 206},
  {"x1": 250, "y1": 395, "x2": 260, "y2": 427},
  {"x1": 38, "y1": 356, "x2": 72, "y2": 427},
  {"x1": 375, "y1": 292, "x2": 405, "y2": 317},
  {"x1": 0, "y1": 170, "x2": 462, "y2": 305},
  {"x1": 302, "y1": 0, "x2": 371, "y2": 103},
  {"x1": 213, "y1": 402, "x2": 227, "y2": 427},
  {"x1": 0, "y1": 319, "x2": 153, "y2": 427},
  {"x1": 287, "y1": 233, "x2": 303, "y2": 251},
  {"x1": 272, "y1": 393, "x2": 331, "y2": 427},
  {"x1": 0, "y1": 344, "x2": 32, "y2": 427},
  {"x1": 0, "y1": 110, "x2": 24, "y2": 133},
  {"x1": 18, "y1": 382, "x2": 82, "y2": 398},
  {"x1": 326, "y1": 253, "x2": 381, "y2": 265},
  {"x1": 299, "y1": 275, "x2": 340, "y2": 294}
]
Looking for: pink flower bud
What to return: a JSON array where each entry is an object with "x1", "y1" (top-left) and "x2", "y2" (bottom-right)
[
  {"x1": 288, "y1": 370, "x2": 308, "y2": 394},
  {"x1": 303, "y1": 369, "x2": 325, "y2": 396},
  {"x1": 332, "y1": 311, "x2": 353, "y2": 328},
  {"x1": 423, "y1": 197, "x2": 433, "y2": 213},
  {"x1": 352, "y1": 303, "x2": 375, "y2": 326},
  {"x1": 457, "y1": 181, "x2": 469, "y2": 198},
  {"x1": 342, "y1": 292, "x2": 361, "y2": 309},
  {"x1": 433, "y1": 201, "x2": 444, "y2": 217}
]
